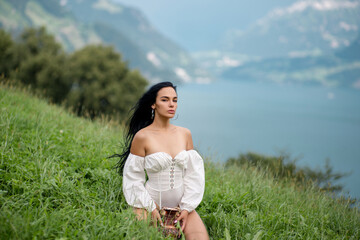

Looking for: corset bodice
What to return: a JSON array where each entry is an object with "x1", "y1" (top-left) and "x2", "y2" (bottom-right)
[{"x1": 145, "y1": 150, "x2": 188, "y2": 191}]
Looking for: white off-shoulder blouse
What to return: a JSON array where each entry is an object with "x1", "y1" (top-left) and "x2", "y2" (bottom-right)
[{"x1": 122, "y1": 150, "x2": 205, "y2": 212}]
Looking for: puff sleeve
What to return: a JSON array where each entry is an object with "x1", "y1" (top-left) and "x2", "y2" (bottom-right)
[
  {"x1": 122, "y1": 153, "x2": 156, "y2": 212},
  {"x1": 179, "y1": 150, "x2": 205, "y2": 212}
]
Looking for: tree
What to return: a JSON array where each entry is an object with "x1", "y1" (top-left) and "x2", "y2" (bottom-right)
[
  {"x1": 10, "y1": 27, "x2": 70, "y2": 103},
  {"x1": 0, "y1": 29, "x2": 15, "y2": 78},
  {"x1": 2, "y1": 27, "x2": 148, "y2": 120},
  {"x1": 65, "y1": 45, "x2": 148, "y2": 119}
]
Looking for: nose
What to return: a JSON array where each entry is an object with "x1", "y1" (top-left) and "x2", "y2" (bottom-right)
[{"x1": 169, "y1": 100, "x2": 176, "y2": 107}]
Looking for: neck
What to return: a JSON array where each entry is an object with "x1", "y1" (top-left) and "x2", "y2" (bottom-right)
[{"x1": 151, "y1": 115, "x2": 172, "y2": 130}]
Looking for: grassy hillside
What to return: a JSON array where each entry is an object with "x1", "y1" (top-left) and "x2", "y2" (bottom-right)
[{"x1": 0, "y1": 85, "x2": 359, "y2": 239}]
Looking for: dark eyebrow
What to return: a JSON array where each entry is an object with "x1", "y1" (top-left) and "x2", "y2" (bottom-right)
[{"x1": 160, "y1": 96, "x2": 177, "y2": 99}]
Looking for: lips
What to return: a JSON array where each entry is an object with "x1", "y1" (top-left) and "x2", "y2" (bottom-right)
[{"x1": 168, "y1": 110, "x2": 175, "y2": 114}]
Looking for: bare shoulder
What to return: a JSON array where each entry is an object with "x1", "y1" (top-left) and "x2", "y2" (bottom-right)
[
  {"x1": 175, "y1": 125, "x2": 192, "y2": 137},
  {"x1": 175, "y1": 126, "x2": 194, "y2": 150},
  {"x1": 133, "y1": 128, "x2": 149, "y2": 142},
  {"x1": 130, "y1": 129, "x2": 149, "y2": 156}
]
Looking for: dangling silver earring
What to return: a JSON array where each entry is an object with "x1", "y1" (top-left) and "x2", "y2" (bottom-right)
[{"x1": 151, "y1": 109, "x2": 155, "y2": 119}]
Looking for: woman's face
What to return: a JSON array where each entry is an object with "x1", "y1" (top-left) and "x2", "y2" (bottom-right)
[{"x1": 152, "y1": 87, "x2": 177, "y2": 119}]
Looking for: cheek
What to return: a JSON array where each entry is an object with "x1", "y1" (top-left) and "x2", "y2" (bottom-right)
[{"x1": 156, "y1": 101, "x2": 166, "y2": 109}]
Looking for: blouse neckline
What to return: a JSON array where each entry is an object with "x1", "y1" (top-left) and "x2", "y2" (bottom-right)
[{"x1": 130, "y1": 149, "x2": 196, "y2": 159}]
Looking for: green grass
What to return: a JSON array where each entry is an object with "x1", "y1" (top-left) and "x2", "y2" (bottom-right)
[{"x1": 1, "y1": 85, "x2": 359, "y2": 239}]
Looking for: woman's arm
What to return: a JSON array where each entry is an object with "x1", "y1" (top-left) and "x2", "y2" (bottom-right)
[
  {"x1": 185, "y1": 128, "x2": 194, "y2": 150},
  {"x1": 130, "y1": 130, "x2": 147, "y2": 157},
  {"x1": 123, "y1": 131, "x2": 154, "y2": 211},
  {"x1": 178, "y1": 128, "x2": 205, "y2": 230},
  {"x1": 125, "y1": 131, "x2": 163, "y2": 225}
]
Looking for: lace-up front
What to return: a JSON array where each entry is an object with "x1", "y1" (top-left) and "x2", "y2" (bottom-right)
[{"x1": 145, "y1": 150, "x2": 187, "y2": 192}]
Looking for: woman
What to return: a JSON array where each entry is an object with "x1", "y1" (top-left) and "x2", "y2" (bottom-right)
[{"x1": 117, "y1": 82, "x2": 209, "y2": 239}]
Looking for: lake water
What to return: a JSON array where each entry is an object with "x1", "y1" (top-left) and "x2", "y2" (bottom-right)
[{"x1": 173, "y1": 80, "x2": 360, "y2": 199}]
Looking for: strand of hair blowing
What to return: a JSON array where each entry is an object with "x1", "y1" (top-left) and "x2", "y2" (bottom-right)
[{"x1": 111, "y1": 81, "x2": 176, "y2": 175}]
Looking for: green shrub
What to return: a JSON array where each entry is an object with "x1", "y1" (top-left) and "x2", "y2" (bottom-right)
[{"x1": 225, "y1": 152, "x2": 349, "y2": 193}]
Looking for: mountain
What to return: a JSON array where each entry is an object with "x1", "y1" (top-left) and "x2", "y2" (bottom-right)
[
  {"x1": 221, "y1": 35, "x2": 360, "y2": 88},
  {"x1": 221, "y1": 0, "x2": 360, "y2": 58},
  {"x1": 330, "y1": 33, "x2": 360, "y2": 88},
  {"x1": 192, "y1": 0, "x2": 360, "y2": 88},
  {"x1": 193, "y1": 0, "x2": 360, "y2": 74},
  {"x1": 336, "y1": 32, "x2": 360, "y2": 61},
  {"x1": 0, "y1": 0, "x2": 210, "y2": 84},
  {"x1": 221, "y1": 55, "x2": 360, "y2": 88},
  {"x1": 0, "y1": 0, "x2": 102, "y2": 50}
]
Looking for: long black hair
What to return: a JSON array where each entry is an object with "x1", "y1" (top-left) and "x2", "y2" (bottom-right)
[{"x1": 112, "y1": 81, "x2": 177, "y2": 174}]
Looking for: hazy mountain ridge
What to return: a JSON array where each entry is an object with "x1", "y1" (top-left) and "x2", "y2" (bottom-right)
[
  {"x1": 336, "y1": 32, "x2": 360, "y2": 61},
  {"x1": 221, "y1": 34, "x2": 360, "y2": 88},
  {"x1": 0, "y1": 0, "x2": 210, "y2": 83},
  {"x1": 223, "y1": 0, "x2": 360, "y2": 58},
  {"x1": 193, "y1": 0, "x2": 360, "y2": 88}
]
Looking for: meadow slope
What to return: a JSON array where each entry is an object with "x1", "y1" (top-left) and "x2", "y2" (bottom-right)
[{"x1": 0, "y1": 86, "x2": 359, "y2": 239}]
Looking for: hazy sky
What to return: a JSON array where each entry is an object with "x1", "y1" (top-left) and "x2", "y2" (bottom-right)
[{"x1": 114, "y1": 0, "x2": 297, "y2": 51}]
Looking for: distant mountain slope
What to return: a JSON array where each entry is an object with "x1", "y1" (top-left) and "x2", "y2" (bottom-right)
[
  {"x1": 330, "y1": 33, "x2": 360, "y2": 88},
  {"x1": 222, "y1": 0, "x2": 360, "y2": 58},
  {"x1": 192, "y1": 0, "x2": 360, "y2": 88},
  {"x1": 0, "y1": 0, "x2": 210, "y2": 83},
  {"x1": 0, "y1": 0, "x2": 101, "y2": 50},
  {"x1": 336, "y1": 33, "x2": 360, "y2": 61},
  {"x1": 222, "y1": 35, "x2": 360, "y2": 88},
  {"x1": 221, "y1": 56, "x2": 359, "y2": 88},
  {"x1": 65, "y1": 0, "x2": 210, "y2": 83}
]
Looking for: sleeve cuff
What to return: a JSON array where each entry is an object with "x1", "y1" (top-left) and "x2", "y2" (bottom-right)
[{"x1": 179, "y1": 205, "x2": 194, "y2": 213}]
